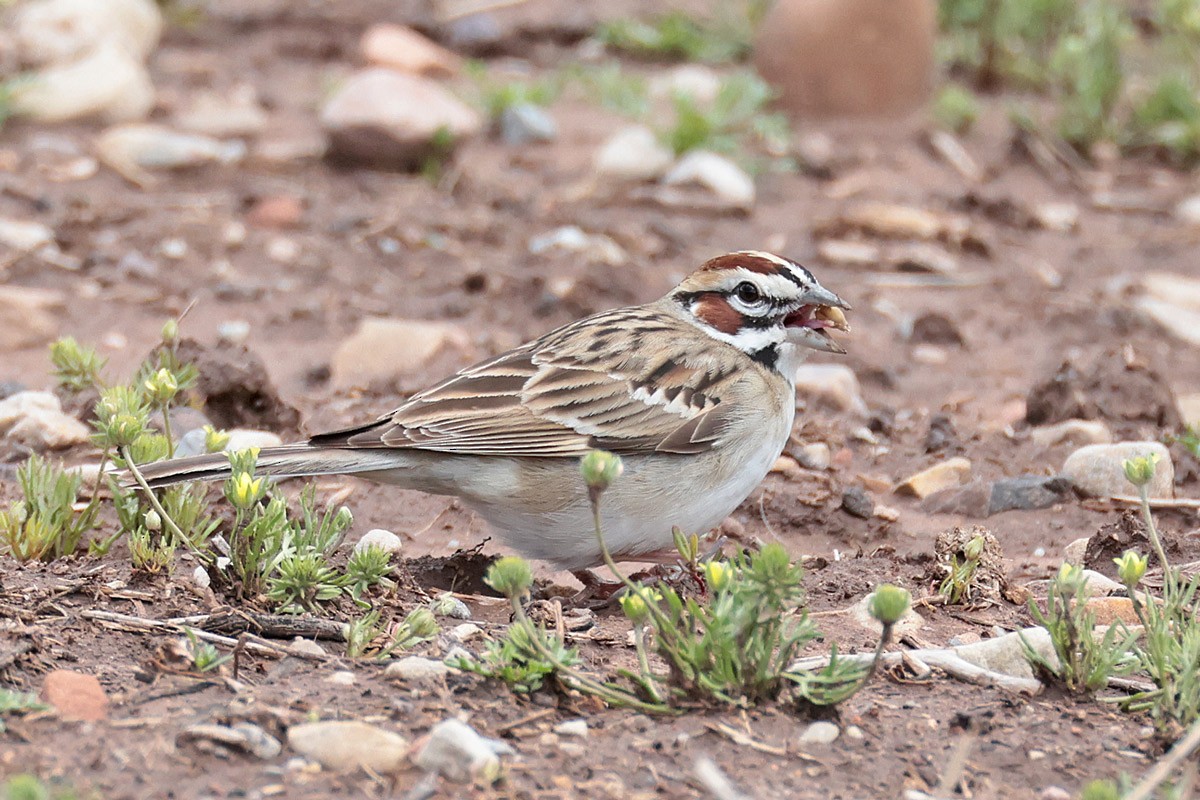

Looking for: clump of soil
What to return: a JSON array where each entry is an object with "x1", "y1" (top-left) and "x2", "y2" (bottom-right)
[
  {"x1": 1083, "y1": 510, "x2": 1153, "y2": 576},
  {"x1": 170, "y1": 338, "x2": 303, "y2": 433},
  {"x1": 929, "y1": 524, "x2": 1008, "y2": 603},
  {"x1": 1023, "y1": 348, "x2": 1181, "y2": 438}
]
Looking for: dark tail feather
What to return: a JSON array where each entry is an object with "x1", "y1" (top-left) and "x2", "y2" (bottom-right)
[{"x1": 134, "y1": 445, "x2": 403, "y2": 489}]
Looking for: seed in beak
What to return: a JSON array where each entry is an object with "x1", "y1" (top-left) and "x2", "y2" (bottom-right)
[{"x1": 815, "y1": 305, "x2": 850, "y2": 332}]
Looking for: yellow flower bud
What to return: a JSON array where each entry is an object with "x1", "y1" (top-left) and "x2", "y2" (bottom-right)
[
  {"x1": 869, "y1": 584, "x2": 911, "y2": 626},
  {"x1": 1113, "y1": 550, "x2": 1148, "y2": 588},
  {"x1": 580, "y1": 450, "x2": 624, "y2": 496},
  {"x1": 1123, "y1": 453, "x2": 1161, "y2": 488},
  {"x1": 703, "y1": 560, "x2": 732, "y2": 592}
]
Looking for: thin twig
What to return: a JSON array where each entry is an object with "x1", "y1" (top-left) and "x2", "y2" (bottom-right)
[{"x1": 79, "y1": 609, "x2": 328, "y2": 661}]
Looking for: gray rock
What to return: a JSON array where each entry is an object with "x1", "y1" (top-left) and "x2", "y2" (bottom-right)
[
  {"x1": 662, "y1": 150, "x2": 755, "y2": 208},
  {"x1": 288, "y1": 638, "x2": 326, "y2": 657},
  {"x1": 1029, "y1": 419, "x2": 1112, "y2": 449},
  {"x1": 798, "y1": 721, "x2": 839, "y2": 745},
  {"x1": 848, "y1": 593, "x2": 924, "y2": 638},
  {"x1": 1063, "y1": 536, "x2": 1089, "y2": 566},
  {"x1": 594, "y1": 125, "x2": 674, "y2": 181},
  {"x1": 528, "y1": 225, "x2": 626, "y2": 266},
  {"x1": 180, "y1": 722, "x2": 282, "y2": 760},
  {"x1": 430, "y1": 592, "x2": 471, "y2": 619},
  {"x1": 0, "y1": 391, "x2": 89, "y2": 450},
  {"x1": 840, "y1": 486, "x2": 875, "y2": 519},
  {"x1": 1062, "y1": 442, "x2": 1173, "y2": 499},
  {"x1": 354, "y1": 529, "x2": 402, "y2": 555},
  {"x1": 175, "y1": 88, "x2": 268, "y2": 137},
  {"x1": 954, "y1": 627, "x2": 1056, "y2": 679},
  {"x1": 444, "y1": 12, "x2": 503, "y2": 52},
  {"x1": 499, "y1": 103, "x2": 557, "y2": 145},
  {"x1": 320, "y1": 68, "x2": 482, "y2": 169},
  {"x1": 793, "y1": 364, "x2": 867, "y2": 416},
  {"x1": 921, "y1": 479, "x2": 991, "y2": 517},
  {"x1": 412, "y1": 718, "x2": 509, "y2": 783},
  {"x1": 988, "y1": 475, "x2": 1071, "y2": 514},
  {"x1": 385, "y1": 656, "x2": 454, "y2": 684},
  {"x1": 287, "y1": 720, "x2": 409, "y2": 773}
]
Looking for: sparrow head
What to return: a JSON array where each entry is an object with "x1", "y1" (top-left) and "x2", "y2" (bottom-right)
[{"x1": 672, "y1": 251, "x2": 851, "y2": 365}]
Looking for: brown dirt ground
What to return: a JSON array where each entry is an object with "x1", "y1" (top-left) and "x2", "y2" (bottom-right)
[{"x1": 3, "y1": 2, "x2": 1200, "y2": 798}]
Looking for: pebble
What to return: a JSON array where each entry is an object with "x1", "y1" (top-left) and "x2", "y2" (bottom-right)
[
  {"x1": 1061, "y1": 441, "x2": 1173, "y2": 499},
  {"x1": 444, "y1": 12, "x2": 504, "y2": 52},
  {"x1": 895, "y1": 457, "x2": 972, "y2": 499},
  {"x1": 361, "y1": 23, "x2": 463, "y2": 77},
  {"x1": 320, "y1": 68, "x2": 482, "y2": 168},
  {"x1": 217, "y1": 320, "x2": 251, "y2": 346},
  {"x1": 840, "y1": 486, "x2": 875, "y2": 519},
  {"x1": 224, "y1": 429, "x2": 284, "y2": 452},
  {"x1": 947, "y1": 631, "x2": 980, "y2": 647},
  {"x1": 0, "y1": 391, "x2": 89, "y2": 450},
  {"x1": 287, "y1": 721, "x2": 409, "y2": 773},
  {"x1": 0, "y1": 218, "x2": 54, "y2": 251},
  {"x1": 14, "y1": 0, "x2": 162, "y2": 65},
  {"x1": 662, "y1": 150, "x2": 756, "y2": 208},
  {"x1": 385, "y1": 657, "x2": 454, "y2": 684},
  {"x1": 795, "y1": 443, "x2": 831, "y2": 470},
  {"x1": 13, "y1": 40, "x2": 154, "y2": 123},
  {"x1": 499, "y1": 103, "x2": 557, "y2": 145},
  {"x1": 553, "y1": 719, "x2": 588, "y2": 738},
  {"x1": 42, "y1": 669, "x2": 108, "y2": 722},
  {"x1": 1079, "y1": 570, "x2": 1124, "y2": 596},
  {"x1": 798, "y1": 721, "x2": 840, "y2": 745},
  {"x1": 1039, "y1": 788, "x2": 1071, "y2": 800},
  {"x1": 192, "y1": 565, "x2": 211, "y2": 589},
  {"x1": 430, "y1": 593, "x2": 472, "y2": 619},
  {"x1": 96, "y1": 123, "x2": 245, "y2": 186},
  {"x1": 326, "y1": 670, "x2": 357, "y2": 686},
  {"x1": 1175, "y1": 194, "x2": 1200, "y2": 226},
  {"x1": 159, "y1": 238, "x2": 187, "y2": 259},
  {"x1": 412, "y1": 719, "x2": 508, "y2": 784},
  {"x1": 265, "y1": 236, "x2": 300, "y2": 264},
  {"x1": 816, "y1": 239, "x2": 880, "y2": 267},
  {"x1": 844, "y1": 725, "x2": 864, "y2": 741},
  {"x1": 793, "y1": 364, "x2": 868, "y2": 416},
  {"x1": 174, "y1": 87, "x2": 268, "y2": 137},
  {"x1": 648, "y1": 64, "x2": 722, "y2": 104},
  {"x1": 246, "y1": 195, "x2": 304, "y2": 229},
  {"x1": 0, "y1": 286, "x2": 64, "y2": 350},
  {"x1": 1063, "y1": 537, "x2": 1089, "y2": 566},
  {"x1": 448, "y1": 623, "x2": 483, "y2": 642},
  {"x1": 987, "y1": 475, "x2": 1071, "y2": 514},
  {"x1": 594, "y1": 125, "x2": 674, "y2": 181},
  {"x1": 848, "y1": 593, "x2": 924, "y2": 637},
  {"x1": 354, "y1": 529, "x2": 402, "y2": 555},
  {"x1": 1136, "y1": 272, "x2": 1200, "y2": 347},
  {"x1": 1033, "y1": 202, "x2": 1079, "y2": 232},
  {"x1": 330, "y1": 318, "x2": 469, "y2": 389},
  {"x1": 528, "y1": 225, "x2": 626, "y2": 266},
  {"x1": 1178, "y1": 392, "x2": 1200, "y2": 427},
  {"x1": 1086, "y1": 596, "x2": 1139, "y2": 626},
  {"x1": 1029, "y1": 419, "x2": 1112, "y2": 449},
  {"x1": 288, "y1": 638, "x2": 326, "y2": 657},
  {"x1": 180, "y1": 722, "x2": 282, "y2": 760}
]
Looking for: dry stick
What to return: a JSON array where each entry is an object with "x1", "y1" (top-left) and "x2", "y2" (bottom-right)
[
  {"x1": 1126, "y1": 717, "x2": 1200, "y2": 800},
  {"x1": 790, "y1": 648, "x2": 1043, "y2": 695},
  {"x1": 80, "y1": 609, "x2": 328, "y2": 662}
]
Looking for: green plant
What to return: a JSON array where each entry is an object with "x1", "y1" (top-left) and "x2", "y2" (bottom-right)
[
  {"x1": 933, "y1": 84, "x2": 981, "y2": 133},
  {"x1": 466, "y1": 61, "x2": 561, "y2": 121},
  {"x1": 570, "y1": 62, "x2": 651, "y2": 118},
  {"x1": 0, "y1": 688, "x2": 47, "y2": 733},
  {"x1": 1023, "y1": 563, "x2": 1137, "y2": 693},
  {"x1": 49, "y1": 336, "x2": 106, "y2": 392},
  {"x1": 938, "y1": 0, "x2": 1076, "y2": 89},
  {"x1": 267, "y1": 552, "x2": 343, "y2": 612},
  {"x1": 0, "y1": 455, "x2": 98, "y2": 561},
  {"x1": 184, "y1": 629, "x2": 231, "y2": 673},
  {"x1": 1050, "y1": 0, "x2": 1132, "y2": 149},
  {"x1": 346, "y1": 608, "x2": 439, "y2": 659},
  {"x1": 596, "y1": 3, "x2": 768, "y2": 63},
  {"x1": 344, "y1": 544, "x2": 394, "y2": 603},
  {"x1": 660, "y1": 70, "x2": 788, "y2": 157},
  {"x1": 938, "y1": 532, "x2": 986, "y2": 604},
  {"x1": 1079, "y1": 779, "x2": 1123, "y2": 800}
]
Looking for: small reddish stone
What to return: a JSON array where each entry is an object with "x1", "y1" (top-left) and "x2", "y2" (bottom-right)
[
  {"x1": 42, "y1": 669, "x2": 109, "y2": 722},
  {"x1": 247, "y1": 195, "x2": 304, "y2": 229}
]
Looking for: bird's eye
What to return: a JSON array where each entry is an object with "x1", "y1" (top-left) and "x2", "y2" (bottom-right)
[{"x1": 734, "y1": 281, "x2": 762, "y2": 304}]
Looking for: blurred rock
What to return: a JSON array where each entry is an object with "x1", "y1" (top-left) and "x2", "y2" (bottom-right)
[
  {"x1": 554, "y1": 719, "x2": 588, "y2": 738},
  {"x1": 320, "y1": 69, "x2": 482, "y2": 169},
  {"x1": 816, "y1": 239, "x2": 880, "y2": 267},
  {"x1": 987, "y1": 475, "x2": 1071, "y2": 514},
  {"x1": 175, "y1": 87, "x2": 268, "y2": 138},
  {"x1": 909, "y1": 312, "x2": 963, "y2": 346},
  {"x1": 287, "y1": 721, "x2": 409, "y2": 773},
  {"x1": 1063, "y1": 537, "x2": 1089, "y2": 565},
  {"x1": 594, "y1": 125, "x2": 673, "y2": 181},
  {"x1": 1086, "y1": 596, "x2": 1138, "y2": 626},
  {"x1": 331, "y1": 318, "x2": 469, "y2": 389},
  {"x1": 1033, "y1": 202, "x2": 1079, "y2": 232},
  {"x1": 848, "y1": 592, "x2": 924, "y2": 637},
  {"x1": 793, "y1": 364, "x2": 867, "y2": 416},
  {"x1": 96, "y1": 124, "x2": 246, "y2": 186},
  {"x1": 361, "y1": 23, "x2": 463, "y2": 77},
  {"x1": 795, "y1": 443, "x2": 831, "y2": 470},
  {"x1": 662, "y1": 150, "x2": 755, "y2": 209},
  {"x1": 1179, "y1": 393, "x2": 1200, "y2": 426},
  {"x1": 1137, "y1": 272, "x2": 1200, "y2": 348},
  {"x1": 14, "y1": 0, "x2": 161, "y2": 65},
  {"x1": 443, "y1": 13, "x2": 504, "y2": 54},
  {"x1": 0, "y1": 286, "x2": 62, "y2": 351},
  {"x1": 799, "y1": 721, "x2": 839, "y2": 745},
  {"x1": 753, "y1": 0, "x2": 935, "y2": 117},
  {"x1": 354, "y1": 529, "x2": 402, "y2": 555},
  {"x1": 246, "y1": 195, "x2": 304, "y2": 228},
  {"x1": 42, "y1": 669, "x2": 108, "y2": 721},
  {"x1": 648, "y1": 64, "x2": 721, "y2": 104},
  {"x1": 1175, "y1": 194, "x2": 1200, "y2": 226},
  {"x1": 385, "y1": 656, "x2": 454, "y2": 684},
  {"x1": 179, "y1": 723, "x2": 282, "y2": 760},
  {"x1": 0, "y1": 391, "x2": 89, "y2": 450},
  {"x1": 840, "y1": 486, "x2": 875, "y2": 519},
  {"x1": 896, "y1": 457, "x2": 972, "y2": 499},
  {"x1": 0, "y1": 219, "x2": 54, "y2": 251},
  {"x1": 499, "y1": 103, "x2": 557, "y2": 145},
  {"x1": 217, "y1": 320, "x2": 251, "y2": 346},
  {"x1": 12, "y1": 41, "x2": 154, "y2": 123},
  {"x1": 1029, "y1": 419, "x2": 1112, "y2": 449},
  {"x1": 412, "y1": 719, "x2": 509, "y2": 784},
  {"x1": 1062, "y1": 442, "x2": 1173, "y2": 499},
  {"x1": 528, "y1": 225, "x2": 625, "y2": 266}
]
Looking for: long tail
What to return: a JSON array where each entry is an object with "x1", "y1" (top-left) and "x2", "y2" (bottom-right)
[{"x1": 135, "y1": 445, "x2": 403, "y2": 489}]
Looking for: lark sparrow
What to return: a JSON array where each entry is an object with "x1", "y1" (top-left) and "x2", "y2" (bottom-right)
[{"x1": 140, "y1": 251, "x2": 850, "y2": 571}]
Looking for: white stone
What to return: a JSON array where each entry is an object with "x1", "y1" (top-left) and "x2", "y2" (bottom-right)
[
  {"x1": 326, "y1": 670, "x2": 357, "y2": 686},
  {"x1": 96, "y1": 124, "x2": 245, "y2": 186},
  {"x1": 0, "y1": 391, "x2": 89, "y2": 450},
  {"x1": 320, "y1": 68, "x2": 482, "y2": 168},
  {"x1": 648, "y1": 65, "x2": 722, "y2": 104},
  {"x1": 354, "y1": 529, "x2": 402, "y2": 555},
  {"x1": 1062, "y1": 442, "x2": 1173, "y2": 499},
  {"x1": 594, "y1": 125, "x2": 674, "y2": 181},
  {"x1": 287, "y1": 721, "x2": 409, "y2": 773},
  {"x1": 331, "y1": 318, "x2": 469, "y2": 389},
  {"x1": 1179, "y1": 392, "x2": 1200, "y2": 427},
  {"x1": 1033, "y1": 202, "x2": 1079, "y2": 232},
  {"x1": 13, "y1": 42, "x2": 154, "y2": 123},
  {"x1": 798, "y1": 721, "x2": 840, "y2": 745},
  {"x1": 0, "y1": 219, "x2": 54, "y2": 251},
  {"x1": 795, "y1": 443, "x2": 831, "y2": 470},
  {"x1": 217, "y1": 320, "x2": 251, "y2": 346},
  {"x1": 1063, "y1": 537, "x2": 1089, "y2": 566},
  {"x1": 1078, "y1": 569, "x2": 1123, "y2": 596},
  {"x1": 449, "y1": 623, "x2": 483, "y2": 642},
  {"x1": 528, "y1": 226, "x2": 625, "y2": 265},
  {"x1": 360, "y1": 23, "x2": 463, "y2": 77},
  {"x1": 1175, "y1": 194, "x2": 1200, "y2": 226},
  {"x1": 14, "y1": 0, "x2": 162, "y2": 65},
  {"x1": 192, "y1": 566, "x2": 211, "y2": 589},
  {"x1": 385, "y1": 656, "x2": 454, "y2": 684},
  {"x1": 1029, "y1": 419, "x2": 1112, "y2": 449},
  {"x1": 793, "y1": 364, "x2": 867, "y2": 416},
  {"x1": 954, "y1": 627, "x2": 1056, "y2": 680},
  {"x1": 1136, "y1": 272, "x2": 1200, "y2": 347},
  {"x1": 412, "y1": 719, "x2": 505, "y2": 783},
  {"x1": 553, "y1": 719, "x2": 588, "y2": 738},
  {"x1": 288, "y1": 639, "x2": 326, "y2": 657},
  {"x1": 663, "y1": 150, "x2": 756, "y2": 208},
  {"x1": 175, "y1": 88, "x2": 268, "y2": 138},
  {"x1": 223, "y1": 429, "x2": 284, "y2": 452},
  {"x1": 430, "y1": 593, "x2": 472, "y2": 619}
]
